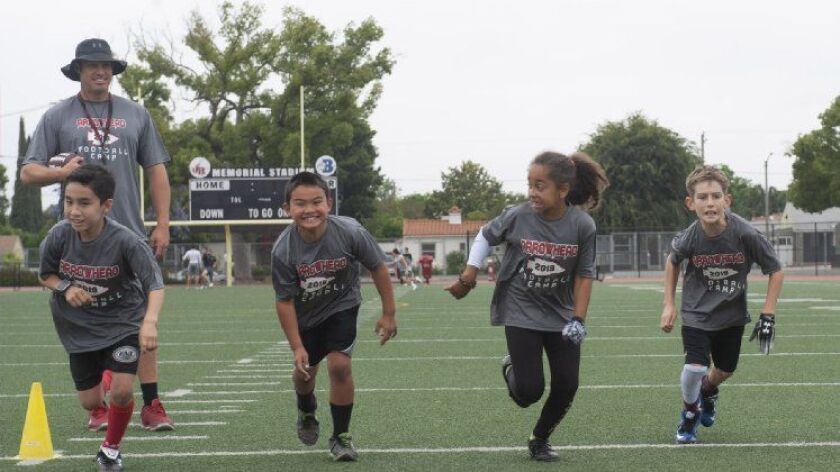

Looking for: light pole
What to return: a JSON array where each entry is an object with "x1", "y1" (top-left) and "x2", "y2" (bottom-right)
[{"x1": 764, "y1": 152, "x2": 773, "y2": 235}]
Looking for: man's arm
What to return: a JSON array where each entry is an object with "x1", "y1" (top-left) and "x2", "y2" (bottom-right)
[
  {"x1": 21, "y1": 158, "x2": 84, "y2": 186},
  {"x1": 147, "y1": 164, "x2": 171, "y2": 259},
  {"x1": 660, "y1": 255, "x2": 680, "y2": 333},
  {"x1": 370, "y1": 263, "x2": 397, "y2": 345}
]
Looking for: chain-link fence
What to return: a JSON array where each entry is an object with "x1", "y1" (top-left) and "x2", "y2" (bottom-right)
[{"x1": 5, "y1": 220, "x2": 838, "y2": 287}]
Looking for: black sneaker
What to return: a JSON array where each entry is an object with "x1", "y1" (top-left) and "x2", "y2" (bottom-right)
[
  {"x1": 296, "y1": 409, "x2": 320, "y2": 446},
  {"x1": 502, "y1": 355, "x2": 529, "y2": 408},
  {"x1": 329, "y1": 432, "x2": 358, "y2": 462},
  {"x1": 700, "y1": 391, "x2": 718, "y2": 427},
  {"x1": 528, "y1": 438, "x2": 559, "y2": 462},
  {"x1": 95, "y1": 447, "x2": 124, "y2": 471}
]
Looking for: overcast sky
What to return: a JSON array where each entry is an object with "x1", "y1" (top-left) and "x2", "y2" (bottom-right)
[{"x1": 2, "y1": 0, "x2": 838, "y2": 210}]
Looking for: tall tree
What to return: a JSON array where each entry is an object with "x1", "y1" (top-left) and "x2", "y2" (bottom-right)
[
  {"x1": 364, "y1": 177, "x2": 402, "y2": 238},
  {"x1": 719, "y1": 165, "x2": 786, "y2": 220},
  {"x1": 426, "y1": 161, "x2": 510, "y2": 220},
  {"x1": 133, "y1": 1, "x2": 393, "y2": 221},
  {"x1": 9, "y1": 117, "x2": 42, "y2": 231},
  {"x1": 581, "y1": 113, "x2": 700, "y2": 231},
  {"x1": 788, "y1": 95, "x2": 840, "y2": 212},
  {"x1": 0, "y1": 163, "x2": 8, "y2": 227}
]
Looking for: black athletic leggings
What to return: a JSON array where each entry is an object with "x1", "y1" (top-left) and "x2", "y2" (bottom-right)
[{"x1": 505, "y1": 325, "x2": 581, "y2": 440}]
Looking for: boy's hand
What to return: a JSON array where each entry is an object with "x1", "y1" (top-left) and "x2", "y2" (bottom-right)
[
  {"x1": 65, "y1": 286, "x2": 93, "y2": 307},
  {"x1": 293, "y1": 347, "x2": 312, "y2": 381},
  {"x1": 374, "y1": 316, "x2": 398, "y2": 345},
  {"x1": 140, "y1": 320, "x2": 158, "y2": 352},
  {"x1": 660, "y1": 303, "x2": 677, "y2": 333}
]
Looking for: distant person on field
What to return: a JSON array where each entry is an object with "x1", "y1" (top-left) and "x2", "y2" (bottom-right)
[
  {"x1": 392, "y1": 248, "x2": 417, "y2": 290},
  {"x1": 418, "y1": 253, "x2": 435, "y2": 284},
  {"x1": 446, "y1": 151, "x2": 609, "y2": 462},
  {"x1": 661, "y1": 165, "x2": 784, "y2": 444},
  {"x1": 38, "y1": 165, "x2": 165, "y2": 471},
  {"x1": 182, "y1": 246, "x2": 203, "y2": 289},
  {"x1": 271, "y1": 171, "x2": 398, "y2": 461},
  {"x1": 20, "y1": 36, "x2": 174, "y2": 436},
  {"x1": 202, "y1": 246, "x2": 217, "y2": 287}
]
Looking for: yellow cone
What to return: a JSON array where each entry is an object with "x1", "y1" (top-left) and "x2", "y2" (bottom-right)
[{"x1": 17, "y1": 382, "x2": 55, "y2": 461}]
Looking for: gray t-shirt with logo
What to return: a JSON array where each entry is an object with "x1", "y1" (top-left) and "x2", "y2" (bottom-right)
[
  {"x1": 482, "y1": 203, "x2": 597, "y2": 332},
  {"x1": 271, "y1": 216, "x2": 386, "y2": 330},
  {"x1": 670, "y1": 211, "x2": 781, "y2": 331},
  {"x1": 40, "y1": 218, "x2": 165, "y2": 353},
  {"x1": 24, "y1": 94, "x2": 170, "y2": 238}
]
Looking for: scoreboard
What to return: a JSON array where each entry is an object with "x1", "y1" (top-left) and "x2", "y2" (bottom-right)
[{"x1": 189, "y1": 177, "x2": 338, "y2": 221}]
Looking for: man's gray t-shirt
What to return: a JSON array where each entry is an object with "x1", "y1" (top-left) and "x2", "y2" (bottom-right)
[
  {"x1": 40, "y1": 218, "x2": 165, "y2": 353},
  {"x1": 670, "y1": 211, "x2": 781, "y2": 331},
  {"x1": 24, "y1": 95, "x2": 170, "y2": 238},
  {"x1": 271, "y1": 216, "x2": 385, "y2": 330},
  {"x1": 482, "y1": 204, "x2": 597, "y2": 332}
]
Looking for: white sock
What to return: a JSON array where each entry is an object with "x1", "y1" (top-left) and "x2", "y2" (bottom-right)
[{"x1": 680, "y1": 364, "x2": 707, "y2": 408}]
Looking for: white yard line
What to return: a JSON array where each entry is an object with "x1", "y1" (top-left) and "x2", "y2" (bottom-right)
[
  {"x1": 68, "y1": 435, "x2": 208, "y2": 442},
  {"x1": 4, "y1": 441, "x2": 840, "y2": 461}
]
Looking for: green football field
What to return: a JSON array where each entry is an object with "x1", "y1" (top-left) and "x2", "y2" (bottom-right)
[{"x1": 1, "y1": 280, "x2": 839, "y2": 471}]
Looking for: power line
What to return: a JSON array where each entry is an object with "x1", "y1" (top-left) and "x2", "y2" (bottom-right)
[{"x1": 0, "y1": 103, "x2": 52, "y2": 118}]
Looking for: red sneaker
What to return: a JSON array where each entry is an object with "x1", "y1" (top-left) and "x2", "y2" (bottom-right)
[
  {"x1": 101, "y1": 369, "x2": 113, "y2": 395},
  {"x1": 87, "y1": 404, "x2": 109, "y2": 431},
  {"x1": 141, "y1": 399, "x2": 175, "y2": 431}
]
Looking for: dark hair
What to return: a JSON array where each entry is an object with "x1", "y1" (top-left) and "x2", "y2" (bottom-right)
[
  {"x1": 530, "y1": 151, "x2": 609, "y2": 210},
  {"x1": 284, "y1": 171, "x2": 330, "y2": 204},
  {"x1": 66, "y1": 164, "x2": 115, "y2": 202},
  {"x1": 685, "y1": 165, "x2": 729, "y2": 196}
]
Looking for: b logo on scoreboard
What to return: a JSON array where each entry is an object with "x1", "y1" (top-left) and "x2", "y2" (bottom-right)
[{"x1": 315, "y1": 155, "x2": 337, "y2": 176}]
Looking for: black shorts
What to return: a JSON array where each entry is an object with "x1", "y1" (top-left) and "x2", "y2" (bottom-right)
[
  {"x1": 681, "y1": 325, "x2": 745, "y2": 373},
  {"x1": 68, "y1": 335, "x2": 140, "y2": 391},
  {"x1": 301, "y1": 306, "x2": 359, "y2": 366}
]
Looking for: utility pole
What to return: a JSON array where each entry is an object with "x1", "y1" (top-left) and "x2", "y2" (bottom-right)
[{"x1": 764, "y1": 152, "x2": 773, "y2": 235}]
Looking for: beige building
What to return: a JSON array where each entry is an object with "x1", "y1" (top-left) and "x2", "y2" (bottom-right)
[
  {"x1": 398, "y1": 208, "x2": 487, "y2": 272},
  {"x1": 0, "y1": 235, "x2": 25, "y2": 263}
]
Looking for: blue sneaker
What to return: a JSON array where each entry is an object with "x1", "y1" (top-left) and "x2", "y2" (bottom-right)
[
  {"x1": 675, "y1": 409, "x2": 700, "y2": 444},
  {"x1": 700, "y1": 391, "x2": 718, "y2": 427}
]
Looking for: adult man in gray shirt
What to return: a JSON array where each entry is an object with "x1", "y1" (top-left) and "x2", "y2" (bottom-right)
[{"x1": 21, "y1": 38, "x2": 174, "y2": 431}]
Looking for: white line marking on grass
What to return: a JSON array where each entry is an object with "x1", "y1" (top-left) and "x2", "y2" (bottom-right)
[
  {"x1": 68, "y1": 436, "x2": 208, "y2": 442},
  {"x1": 166, "y1": 389, "x2": 193, "y2": 397},
  {"x1": 349, "y1": 352, "x2": 840, "y2": 362},
  {"x1": 810, "y1": 306, "x2": 840, "y2": 311},
  {"x1": 161, "y1": 400, "x2": 255, "y2": 404},
  {"x1": 206, "y1": 375, "x2": 282, "y2": 379},
  {"x1": 0, "y1": 360, "x2": 241, "y2": 367},
  {"x1": 237, "y1": 358, "x2": 254, "y2": 364},
  {"x1": 188, "y1": 382, "x2": 284, "y2": 386},
  {"x1": 4, "y1": 441, "x2": 840, "y2": 461},
  {"x1": 216, "y1": 369, "x2": 286, "y2": 373},
  {"x1": 132, "y1": 409, "x2": 244, "y2": 414},
  {"x1": 169, "y1": 381, "x2": 840, "y2": 397}
]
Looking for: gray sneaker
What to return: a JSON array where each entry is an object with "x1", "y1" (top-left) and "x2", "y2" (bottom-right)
[
  {"x1": 296, "y1": 410, "x2": 320, "y2": 446},
  {"x1": 329, "y1": 432, "x2": 358, "y2": 461}
]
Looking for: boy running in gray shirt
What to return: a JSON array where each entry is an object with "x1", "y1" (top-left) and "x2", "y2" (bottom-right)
[
  {"x1": 661, "y1": 165, "x2": 784, "y2": 444},
  {"x1": 39, "y1": 165, "x2": 164, "y2": 471},
  {"x1": 271, "y1": 172, "x2": 397, "y2": 461},
  {"x1": 447, "y1": 151, "x2": 609, "y2": 462}
]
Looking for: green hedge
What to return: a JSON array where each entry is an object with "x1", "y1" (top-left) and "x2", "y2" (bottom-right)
[{"x1": 0, "y1": 266, "x2": 40, "y2": 287}]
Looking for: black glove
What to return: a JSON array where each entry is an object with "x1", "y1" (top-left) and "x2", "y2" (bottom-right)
[
  {"x1": 562, "y1": 317, "x2": 587, "y2": 345},
  {"x1": 749, "y1": 313, "x2": 775, "y2": 355}
]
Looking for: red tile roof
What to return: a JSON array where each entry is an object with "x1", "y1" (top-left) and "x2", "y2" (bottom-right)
[{"x1": 403, "y1": 219, "x2": 486, "y2": 237}]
